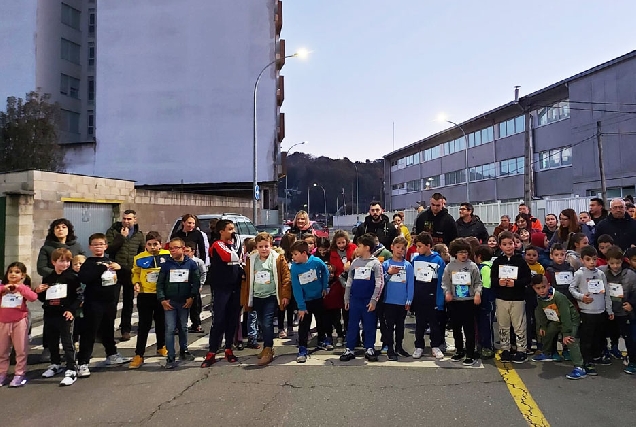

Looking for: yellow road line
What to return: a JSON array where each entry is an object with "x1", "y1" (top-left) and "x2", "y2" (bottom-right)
[{"x1": 495, "y1": 357, "x2": 551, "y2": 427}]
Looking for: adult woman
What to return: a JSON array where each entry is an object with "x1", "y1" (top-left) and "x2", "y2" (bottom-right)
[
  {"x1": 170, "y1": 213, "x2": 207, "y2": 263},
  {"x1": 512, "y1": 213, "x2": 532, "y2": 234},
  {"x1": 37, "y1": 218, "x2": 85, "y2": 277},
  {"x1": 393, "y1": 213, "x2": 412, "y2": 247},
  {"x1": 548, "y1": 208, "x2": 594, "y2": 248},
  {"x1": 542, "y1": 214, "x2": 558, "y2": 241},
  {"x1": 288, "y1": 211, "x2": 314, "y2": 236}
]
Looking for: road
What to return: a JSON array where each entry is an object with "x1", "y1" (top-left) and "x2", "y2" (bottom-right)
[{"x1": 2, "y1": 288, "x2": 634, "y2": 427}]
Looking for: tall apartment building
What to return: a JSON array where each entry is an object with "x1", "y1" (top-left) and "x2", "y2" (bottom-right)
[
  {"x1": 385, "y1": 50, "x2": 636, "y2": 210},
  {"x1": 0, "y1": 0, "x2": 96, "y2": 145}
]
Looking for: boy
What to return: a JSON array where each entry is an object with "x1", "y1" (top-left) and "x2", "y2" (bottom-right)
[
  {"x1": 157, "y1": 237, "x2": 200, "y2": 369},
  {"x1": 596, "y1": 234, "x2": 614, "y2": 267},
  {"x1": 302, "y1": 233, "x2": 317, "y2": 254},
  {"x1": 381, "y1": 236, "x2": 414, "y2": 361},
  {"x1": 289, "y1": 241, "x2": 330, "y2": 363},
  {"x1": 77, "y1": 233, "x2": 128, "y2": 378},
  {"x1": 474, "y1": 245, "x2": 495, "y2": 359},
  {"x1": 412, "y1": 233, "x2": 446, "y2": 359},
  {"x1": 71, "y1": 254, "x2": 86, "y2": 347},
  {"x1": 129, "y1": 231, "x2": 170, "y2": 369},
  {"x1": 626, "y1": 247, "x2": 636, "y2": 271},
  {"x1": 37, "y1": 248, "x2": 80, "y2": 386},
  {"x1": 370, "y1": 233, "x2": 392, "y2": 353},
  {"x1": 531, "y1": 274, "x2": 587, "y2": 380},
  {"x1": 184, "y1": 241, "x2": 207, "y2": 333},
  {"x1": 491, "y1": 231, "x2": 532, "y2": 363},
  {"x1": 241, "y1": 232, "x2": 291, "y2": 366},
  {"x1": 525, "y1": 246, "x2": 545, "y2": 350},
  {"x1": 201, "y1": 220, "x2": 242, "y2": 367},
  {"x1": 599, "y1": 246, "x2": 636, "y2": 373},
  {"x1": 340, "y1": 233, "x2": 384, "y2": 362},
  {"x1": 441, "y1": 238, "x2": 482, "y2": 366},
  {"x1": 569, "y1": 246, "x2": 613, "y2": 376}
]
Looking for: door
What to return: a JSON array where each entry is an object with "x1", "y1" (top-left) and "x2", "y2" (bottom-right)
[{"x1": 63, "y1": 202, "x2": 116, "y2": 250}]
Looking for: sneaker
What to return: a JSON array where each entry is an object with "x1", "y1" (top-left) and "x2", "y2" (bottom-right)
[
  {"x1": 120, "y1": 332, "x2": 131, "y2": 342},
  {"x1": 324, "y1": 339, "x2": 334, "y2": 351},
  {"x1": 365, "y1": 348, "x2": 378, "y2": 362},
  {"x1": 106, "y1": 353, "x2": 128, "y2": 365},
  {"x1": 446, "y1": 343, "x2": 456, "y2": 352},
  {"x1": 235, "y1": 341, "x2": 244, "y2": 351},
  {"x1": 339, "y1": 348, "x2": 355, "y2": 361},
  {"x1": 584, "y1": 364, "x2": 597, "y2": 376},
  {"x1": 438, "y1": 343, "x2": 447, "y2": 353},
  {"x1": 225, "y1": 349, "x2": 238, "y2": 363},
  {"x1": 532, "y1": 353, "x2": 555, "y2": 362},
  {"x1": 0, "y1": 373, "x2": 6, "y2": 387},
  {"x1": 317, "y1": 341, "x2": 329, "y2": 351},
  {"x1": 180, "y1": 350, "x2": 195, "y2": 361},
  {"x1": 431, "y1": 347, "x2": 444, "y2": 360},
  {"x1": 624, "y1": 363, "x2": 636, "y2": 374},
  {"x1": 129, "y1": 355, "x2": 144, "y2": 369},
  {"x1": 499, "y1": 350, "x2": 512, "y2": 362},
  {"x1": 380, "y1": 345, "x2": 389, "y2": 355},
  {"x1": 77, "y1": 364, "x2": 91, "y2": 378},
  {"x1": 396, "y1": 347, "x2": 410, "y2": 358},
  {"x1": 9, "y1": 375, "x2": 26, "y2": 387},
  {"x1": 594, "y1": 355, "x2": 612, "y2": 366},
  {"x1": 297, "y1": 346, "x2": 308, "y2": 363},
  {"x1": 462, "y1": 358, "x2": 476, "y2": 366},
  {"x1": 480, "y1": 348, "x2": 495, "y2": 359},
  {"x1": 412, "y1": 348, "x2": 424, "y2": 359},
  {"x1": 278, "y1": 329, "x2": 288, "y2": 339},
  {"x1": 551, "y1": 352, "x2": 563, "y2": 362},
  {"x1": 246, "y1": 341, "x2": 261, "y2": 350},
  {"x1": 164, "y1": 357, "x2": 177, "y2": 369},
  {"x1": 566, "y1": 367, "x2": 587, "y2": 380},
  {"x1": 512, "y1": 352, "x2": 528, "y2": 364},
  {"x1": 40, "y1": 348, "x2": 51, "y2": 363},
  {"x1": 200, "y1": 352, "x2": 216, "y2": 368},
  {"x1": 156, "y1": 346, "x2": 168, "y2": 357},
  {"x1": 60, "y1": 370, "x2": 77, "y2": 386},
  {"x1": 562, "y1": 349, "x2": 571, "y2": 361},
  {"x1": 335, "y1": 337, "x2": 344, "y2": 348},
  {"x1": 451, "y1": 352, "x2": 465, "y2": 362},
  {"x1": 610, "y1": 345, "x2": 623, "y2": 359},
  {"x1": 42, "y1": 364, "x2": 64, "y2": 378}
]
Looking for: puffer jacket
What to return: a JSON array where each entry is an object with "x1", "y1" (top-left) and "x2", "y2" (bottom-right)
[
  {"x1": 105, "y1": 222, "x2": 145, "y2": 269},
  {"x1": 37, "y1": 239, "x2": 85, "y2": 277}
]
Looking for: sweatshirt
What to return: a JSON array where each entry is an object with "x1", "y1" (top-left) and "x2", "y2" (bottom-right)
[
  {"x1": 290, "y1": 255, "x2": 329, "y2": 311},
  {"x1": 535, "y1": 289, "x2": 580, "y2": 336},
  {"x1": 598, "y1": 265, "x2": 636, "y2": 317},
  {"x1": 78, "y1": 256, "x2": 120, "y2": 304},
  {"x1": 156, "y1": 256, "x2": 200, "y2": 303},
  {"x1": 412, "y1": 252, "x2": 446, "y2": 310},
  {"x1": 441, "y1": 259, "x2": 482, "y2": 301},
  {"x1": 569, "y1": 267, "x2": 613, "y2": 315},
  {"x1": 132, "y1": 249, "x2": 171, "y2": 294},
  {"x1": 0, "y1": 284, "x2": 38, "y2": 323},
  {"x1": 382, "y1": 259, "x2": 414, "y2": 306},
  {"x1": 345, "y1": 257, "x2": 384, "y2": 305},
  {"x1": 39, "y1": 269, "x2": 80, "y2": 317},
  {"x1": 546, "y1": 262, "x2": 575, "y2": 303},
  {"x1": 209, "y1": 240, "x2": 242, "y2": 291},
  {"x1": 491, "y1": 253, "x2": 532, "y2": 301}
]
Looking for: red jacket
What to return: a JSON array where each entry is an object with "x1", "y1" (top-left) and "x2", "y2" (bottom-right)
[{"x1": 324, "y1": 243, "x2": 356, "y2": 310}]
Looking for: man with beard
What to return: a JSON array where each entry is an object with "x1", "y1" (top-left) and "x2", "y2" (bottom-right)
[
  {"x1": 455, "y1": 202, "x2": 489, "y2": 243},
  {"x1": 415, "y1": 193, "x2": 457, "y2": 245},
  {"x1": 354, "y1": 201, "x2": 397, "y2": 248}
]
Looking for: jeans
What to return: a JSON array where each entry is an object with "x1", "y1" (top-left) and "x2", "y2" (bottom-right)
[
  {"x1": 247, "y1": 311, "x2": 258, "y2": 341},
  {"x1": 252, "y1": 295, "x2": 277, "y2": 348},
  {"x1": 477, "y1": 288, "x2": 495, "y2": 350},
  {"x1": 190, "y1": 293, "x2": 203, "y2": 328},
  {"x1": 164, "y1": 300, "x2": 190, "y2": 359},
  {"x1": 136, "y1": 293, "x2": 165, "y2": 356},
  {"x1": 277, "y1": 294, "x2": 296, "y2": 331}
]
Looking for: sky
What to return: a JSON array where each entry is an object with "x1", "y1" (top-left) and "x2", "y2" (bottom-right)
[{"x1": 280, "y1": 0, "x2": 636, "y2": 161}]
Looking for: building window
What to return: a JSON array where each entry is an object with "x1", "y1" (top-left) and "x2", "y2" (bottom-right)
[
  {"x1": 61, "y1": 38, "x2": 81, "y2": 64},
  {"x1": 499, "y1": 115, "x2": 525, "y2": 139},
  {"x1": 444, "y1": 170, "x2": 466, "y2": 186},
  {"x1": 405, "y1": 152, "x2": 420, "y2": 166},
  {"x1": 469, "y1": 162, "x2": 497, "y2": 182},
  {"x1": 61, "y1": 3, "x2": 81, "y2": 30},
  {"x1": 468, "y1": 126, "x2": 494, "y2": 148},
  {"x1": 88, "y1": 43, "x2": 95, "y2": 66},
  {"x1": 499, "y1": 157, "x2": 524, "y2": 176},
  {"x1": 537, "y1": 100, "x2": 570, "y2": 126},
  {"x1": 538, "y1": 146, "x2": 572, "y2": 170},
  {"x1": 88, "y1": 11, "x2": 96, "y2": 35},
  {"x1": 87, "y1": 111, "x2": 94, "y2": 135},
  {"x1": 87, "y1": 77, "x2": 95, "y2": 102},
  {"x1": 60, "y1": 74, "x2": 80, "y2": 99},
  {"x1": 406, "y1": 179, "x2": 421, "y2": 192},
  {"x1": 61, "y1": 109, "x2": 80, "y2": 134},
  {"x1": 424, "y1": 175, "x2": 441, "y2": 189}
]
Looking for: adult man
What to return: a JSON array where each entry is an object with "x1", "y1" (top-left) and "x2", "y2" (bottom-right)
[
  {"x1": 493, "y1": 215, "x2": 512, "y2": 237},
  {"x1": 455, "y1": 202, "x2": 489, "y2": 243},
  {"x1": 415, "y1": 193, "x2": 457, "y2": 245},
  {"x1": 595, "y1": 198, "x2": 636, "y2": 251},
  {"x1": 518, "y1": 202, "x2": 543, "y2": 231},
  {"x1": 354, "y1": 201, "x2": 398, "y2": 248},
  {"x1": 105, "y1": 209, "x2": 145, "y2": 341},
  {"x1": 589, "y1": 197, "x2": 608, "y2": 226}
]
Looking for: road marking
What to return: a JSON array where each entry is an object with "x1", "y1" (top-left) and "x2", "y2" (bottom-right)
[{"x1": 495, "y1": 356, "x2": 550, "y2": 427}]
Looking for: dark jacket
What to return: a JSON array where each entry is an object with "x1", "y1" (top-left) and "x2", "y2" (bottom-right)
[
  {"x1": 354, "y1": 214, "x2": 398, "y2": 248},
  {"x1": 170, "y1": 228, "x2": 207, "y2": 263},
  {"x1": 455, "y1": 215, "x2": 489, "y2": 242},
  {"x1": 542, "y1": 225, "x2": 557, "y2": 241},
  {"x1": 209, "y1": 240, "x2": 242, "y2": 291},
  {"x1": 37, "y1": 239, "x2": 85, "y2": 277},
  {"x1": 548, "y1": 223, "x2": 595, "y2": 249},
  {"x1": 491, "y1": 253, "x2": 532, "y2": 301},
  {"x1": 590, "y1": 209, "x2": 609, "y2": 226},
  {"x1": 595, "y1": 213, "x2": 636, "y2": 251},
  {"x1": 78, "y1": 256, "x2": 120, "y2": 304},
  {"x1": 156, "y1": 256, "x2": 200, "y2": 303},
  {"x1": 39, "y1": 269, "x2": 81, "y2": 317},
  {"x1": 415, "y1": 208, "x2": 458, "y2": 245},
  {"x1": 105, "y1": 222, "x2": 145, "y2": 269}
]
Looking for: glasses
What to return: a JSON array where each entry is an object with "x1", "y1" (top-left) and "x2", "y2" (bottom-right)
[
  {"x1": 169, "y1": 246, "x2": 183, "y2": 250},
  {"x1": 559, "y1": 217, "x2": 569, "y2": 221},
  {"x1": 456, "y1": 250, "x2": 469, "y2": 254}
]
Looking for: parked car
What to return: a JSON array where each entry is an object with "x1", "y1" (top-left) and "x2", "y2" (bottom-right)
[
  {"x1": 169, "y1": 213, "x2": 257, "y2": 250},
  {"x1": 310, "y1": 221, "x2": 329, "y2": 238},
  {"x1": 255, "y1": 224, "x2": 290, "y2": 246}
]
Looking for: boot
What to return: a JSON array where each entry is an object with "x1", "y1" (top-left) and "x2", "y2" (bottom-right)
[
  {"x1": 256, "y1": 347, "x2": 266, "y2": 359},
  {"x1": 257, "y1": 347, "x2": 274, "y2": 366}
]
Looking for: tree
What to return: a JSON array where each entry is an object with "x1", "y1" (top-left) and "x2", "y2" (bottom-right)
[{"x1": 0, "y1": 91, "x2": 65, "y2": 173}]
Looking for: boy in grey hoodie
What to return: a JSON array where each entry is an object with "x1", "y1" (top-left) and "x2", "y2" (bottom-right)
[
  {"x1": 441, "y1": 238, "x2": 482, "y2": 366},
  {"x1": 569, "y1": 246, "x2": 613, "y2": 375}
]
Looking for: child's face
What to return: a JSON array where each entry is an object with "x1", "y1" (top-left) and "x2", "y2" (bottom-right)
[
  {"x1": 89, "y1": 238, "x2": 107, "y2": 257},
  {"x1": 519, "y1": 230, "x2": 530, "y2": 242},
  {"x1": 575, "y1": 237, "x2": 589, "y2": 250},
  {"x1": 487, "y1": 236, "x2": 498, "y2": 248},
  {"x1": 524, "y1": 250, "x2": 538, "y2": 265},
  {"x1": 335, "y1": 237, "x2": 348, "y2": 251},
  {"x1": 500, "y1": 238, "x2": 515, "y2": 256},
  {"x1": 551, "y1": 249, "x2": 566, "y2": 264},
  {"x1": 415, "y1": 242, "x2": 431, "y2": 255},
  {"x1": 6, "y1": 267, "x2": 25, "y2": 284},
  {"x1": 545, "y1": 215, "x2": 557, "y2": 229},
  {"x1": 53, "y1": 257, "x2": 71, "y2": 274},
  {"x1": 391, "y1": 243, "x2": 406, "y2": 259},
  {"x1": 533, "y1": 279, "x2": 550, "y2": 298},
  {"x1": 582, "y1": 255, "x2": 597, "y2": 270},
  {"x1": 72, "y1": 260, "x2": 84, "y2": 272},
  {"x1": 629, "y1": 256, "x2": 636, "y2": 270},
  {"x1": 317, "y1": 246, "x2": 329, "y2": 257},
  {"x1": 579, "y1": 212, "x2": 590, "y2": 224},
  {"x1": 304, "y1": 238, "x2": 315, "y2": 252},
  {"x1": 598, "y1": 242, "x2": 612, "y2": 255},
  {"x1": 514, "y1": 238, "x2": 523, "y2": 250},
  {"x1": 455, "y1": 250, "x2": 469, "y2": 262},
  {"x1": 291, "y1": 250, "x2": 308, "y2": 264},
  {"x1": 357, "y1": 243, "x2": 372, "y2": 256},
  {"x1": 168, "y1": 241, "x2": 185, "y2": 260},
  {"x1": 256, "y1": 239, "x2": 272, "y2": 259},
  {"x1": 220, "y1": 223, "x2": 235, "y2": 240},
  {"x1": 183, "y1": 246, "x2": 194, "y2": 258},
  {"x1": 145, "y1": 239, "x2": 162, "y2": 255},
  {"x1": 608, "y1": 258, "x2": 622, "y2": 273}
]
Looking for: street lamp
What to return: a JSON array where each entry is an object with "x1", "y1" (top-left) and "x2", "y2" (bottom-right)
[
  {"x1": 253, "y1": 48, "x2": 310, "y2": 225},
  {"x1": 437, "y1": 114, "x2": 470, "y2": 202},
  {"x1": 314, "y1": 183, "x2": 327, "y2": 225},
  {"x1": 354, "y1": 163, "x2": 359, "y2": 215},
  {"x1": 282, "y1": 141, "x2": 307, "y2": 222}
]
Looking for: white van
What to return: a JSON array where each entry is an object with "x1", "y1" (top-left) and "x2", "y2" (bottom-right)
[{"x1": 169, "y1": 213, "x2": 257, "y2": 247}]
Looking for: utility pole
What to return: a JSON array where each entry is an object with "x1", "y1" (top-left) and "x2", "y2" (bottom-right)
[
  {"x1": 523, "y1": 112, "x2": 533, "y2": 206},
  {"x1": 597, "y1": 121, "x2": 607, "y2": 206}
]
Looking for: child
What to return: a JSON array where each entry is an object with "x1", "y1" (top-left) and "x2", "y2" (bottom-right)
[
  {"x1": 569, "y1": 246, "x2": 613, "y2": 376},
  {"x1": 37, "y1": 248, "x2": 80, "y2": 386},
  {"x1": 242, "y1": 238, "x2": 259, "y2": 349},
  {"x1": 71, "y1": 254, "x2": 86, "y2": 347},
  {"x1": 371, "y1": 233, "x2": 392, "y2": 352},
  {"x1": 599, "y1": 246, "x2": 636, "y2": 373},
  {"x1": 324, "y1": 264, "x2": 345, "y2": 348},
  {"x1": 525, "y1": 245, "x2": 545, "y2": 350},
  {"x1": 595, "y1": 234, "x2": 614, "y2": 267},
  {"x1": 77, "y1": 233, "x2": 128, "y2": 378},
  {"x1": 474, "y1": 245, "x2": 495, "y2": 358},
  {"x1": 519, "y1": 229, "x2": 531, "y2": 250},
  {"x1": 513, "y1": 233, "x2": 524, "y2": 254},
  {"x1": 491, "y1": 231, "x2": 532, "y2": 363},
  {"x1": 441, "y1": 238, "x2": 482, "y2": 366},
  {"x1": 129, "y1": 231, "x2": 171, "y2": 369},
  {"x1": 566, "y1": 232, "x2": 589, "y2": 271},
  {"x1": 303, "y1": 233, "x2": 317, "y2": 254},
  {"x1": 412, "y1": 232, "x2": 446, "y2": 359},
  {"x1": 531, "y1": 274, "x2": 587, "y2": 379},
  {"x1": 340, "y1": 234, "x2": 384, "y2": 362},
  {"x1": 315, "y1": 237, "x2": 331, "y2": 263},
  {"x1": 278, "y1": 233, "x2": 297, "y2": 339},
  {"x1": 0, "y1": 263, "x2": 37, "y2": 387},
  {"x1": 241, "y1": 232, "x2": 291, "y2": 366},
  {"x1": 433, "y1": 243, "x2": 450, "y2": 264},
  {"x1": 530, "y1": 232, "x2": 550, "y2": 268},
  {"x1": 201, "y1": 220, "x2": 242, "y2": 367},
  {"x1": 627, "y1": 247, "x2": 636, "y2": 272},
  {"x1": 184, "y1": 241, "x2": 207, "y2": 334},
  {"x1": 289, "y1": 241, "x2": 330, "y2": 363},
  {"x1": 487, "y1": 235, "x2": 498, "y2": 252},
  {"x1": 157, "y1": 237, "x2": 200, "y2": 369},
  {"x1": 326, "y1": 230, "x2": 357, "y2": 347},
  {"x1": 382, "y1": 236, "x2": 414, "y2": 361}
]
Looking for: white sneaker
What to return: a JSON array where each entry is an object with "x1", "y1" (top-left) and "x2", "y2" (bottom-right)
[
  {"x1": 412, "y1": 348, "x2": 424, "y2": 359},
  {"x1": 77, "y1": 364, "x2": 91, "y2": 378},
  {"x1": 432, "y1": 347, "x2": 444, "y2": 359},
  {"x1": 335, "y1": 337, "x2": 344, "y2": 348},
  {"x1": 106, "y1": 353, "x2": 128, "y2": 365},
  {"x1": 446, "y1": 343, "x2": 456, "y2": 352},
  {"x1": 60, "y1": 370, "x2": 77, "y2": 386},
  {"x1": 42, "y1": 364, "x2": 64, "y2": 378}
]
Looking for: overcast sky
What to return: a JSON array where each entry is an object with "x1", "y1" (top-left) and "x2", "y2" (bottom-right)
[{"x1": 280, "y1": 0, "x2": 636, "y2": 161}]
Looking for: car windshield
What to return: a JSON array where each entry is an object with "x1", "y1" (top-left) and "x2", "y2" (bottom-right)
[{"x1": 257, "y1": 226, "x2": 281, "y2": 234}]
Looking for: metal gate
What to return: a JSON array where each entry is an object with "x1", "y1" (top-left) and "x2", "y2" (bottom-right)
[{"x1": 63, "y1": 202, "x2": 115, "y2": 250}]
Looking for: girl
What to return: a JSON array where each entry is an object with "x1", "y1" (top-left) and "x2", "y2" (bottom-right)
[
  {"x1": 487, "y1": 235, "x2": 498, "y2": 251},
  {"x1": 315, "y1": 237, "x2": 331, "y2": 263},
  {"x1": 519, "y1": 229, "x2": 531, "y2": 249},
  {"x1": 326, "y1": 230, "x2": 357, "y2": 347},
  {"x1": 278, "y1": 233, "x2": 298, "y2": 338},
  {"x1": 512, "y1": 213, "x2": 532, "y2": 234},
  {"x1": 0, "y1": 263, "x2": 37, "y2": 387},
  {"x1": 302, "y1": 233, "x2": 317, "y2": 254},
  {"x1": 240, "y1": 238, "x2": 259, "y2": 349},
  {"x1": 566, "y1": 232, "x2": 589, "y2": 271}
]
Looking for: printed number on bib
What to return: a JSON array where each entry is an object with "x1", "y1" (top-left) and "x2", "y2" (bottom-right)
[
  {"x1": 555, "y1": 271, "x2": 573, "y2": 285},
  {"x1": 609, "y1": 283, "x2": 624, "y2": 298},
  {"x1": 354, "y1": 267, "x2": 372, "y2": 280},
  {"x1": 543, "y1": 308, "x2": 559, "y2": 322},
  {"x1": 1, "y1": 293, "x2": 23, "y2": 308},
  {"x1": 298, "y1": 269, "x2": 318, "y2": 285},
  {"x1": 587, "y1": 279, "x2": 604, "y2": 294},
  {"x1": 255, "y1": 271, "x2": 271, "y2": 285},
  {"x1": 101, "y1": 270, "x2": 117, "y2": 287},
  {"x1": 414, "y1": 261, "x2": 437, "y2": 282},
  {"x1": 499, "y1": 265, "x2": 518, "y2": 280},
  {"x1": 46, "y1": 284, "x2": 68, "y2": 300},
  {"x1": 390, "y1": 268, "x2": 406, "y2": 283},
  {"x1": 170, "y1": 269, "x2": 189, "y2": 283},
  {"x1": 146, "y1": 271, "x2": 159, "y2": 284}
]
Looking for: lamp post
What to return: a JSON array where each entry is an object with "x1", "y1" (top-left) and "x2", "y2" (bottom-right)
[
  {"x1": 283, "y1": 141, "x2": 307, "y2": 222},
  {"x1": 444, "y1": 119, "x2": 470, "y2": 202},
  {"x1": 314, "y1": 183, "x2": 327, "y2": 225},
  {"x1": 354, "y1": 163, "x2": 359, "y2": 214},
  {"x1": 253, "y1": 49, "x2": 310, "y2": 225}
]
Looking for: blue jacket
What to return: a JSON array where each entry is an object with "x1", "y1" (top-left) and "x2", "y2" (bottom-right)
[
  {"x1": 382, "y1": 259, "x2": 414, "y2": 306},
  {"x1": 156, "y1": 256, "x2": 200, "y2": 302},
  {"x1": 412, "y1": 251, "x2": 446, "y2": 310},
  {"x1": 290, "y1": 255, "x2": 329, "y2": 311}
]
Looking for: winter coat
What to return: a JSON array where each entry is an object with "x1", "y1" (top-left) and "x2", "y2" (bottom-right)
[
  {"x1": 455, "y1": 215, "x2": 489, "y2": 243},
  {"x1": 595, "y1": 213, "x2": 636, "y2": 251},
  {"x1": 105, "y1": 222, "x2": 145, "y2": 269},
  {"x1": 415, "y1": 208, "x2": 457, "y2": 245},
  {"x1": 37, "y1": 239, "x2": 85, "y2": 277},
  {"x1": 354, "y1": 213, "x2": 398, "y2": 248}
]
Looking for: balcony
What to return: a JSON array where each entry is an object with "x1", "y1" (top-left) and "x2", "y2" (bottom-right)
[
  {"x1": 276, "y1": 75, "x2": 285, "y2": 106},
  {"x1": 275, "y1": 1, "x2": 283, "y2": 33},
  {"x1": 276, "y1": 39, "x2": 285, "y2": 70},
  {"x1": 278, "y1": 112, "x2": 285, "y2": 142}
]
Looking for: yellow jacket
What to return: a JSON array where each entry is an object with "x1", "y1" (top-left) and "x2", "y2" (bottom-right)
[{"x1": 132, "y1": 249, "x2": 171, "y2": 293}]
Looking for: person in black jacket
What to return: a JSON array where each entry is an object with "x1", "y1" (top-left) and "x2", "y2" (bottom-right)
[
  {"x1": 415, "y1": 193, "x2": 458, "y2": 245},
  {"x1": 455, "y1": 202, "x2": 489, "y2": 243},
  {"x1": 171, "y1": 214, "x2": 207, "y2": 263},
  {"x1": 595, "y1": 198, "x2": 636, "y2": 251},
  {"x1": 353, "y1": 201, "x2": 398, "y2": 248}
]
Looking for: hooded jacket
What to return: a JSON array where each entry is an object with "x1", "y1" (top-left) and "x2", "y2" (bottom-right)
[
  {"x1": 598, "y1": 265, "x2": 636, "y2": 317},
  {"x1": 324, "y1": 242, "x2": 357, "y2": 310},
  {"x1": 455, "y1": 215, "x2": 489, "y2": 242},
  {"x1": 156, "y1": 256, "x2": 200, "y2": 303},
  {"x1": 290, "y1": 255, "x2": 330, "y2": 311},
  {"x1": 132, "y1": 249, "x2": 171, "y2": 294},
  {"x1": 354, "y1": 213, "x2": 398, "y2": 248},
  {"x1": 241, "y1": 248, "x2": 291, "y2": 310},
  {"x1": 415, "y1": 208, "x2": 458, "y2": 246},
  {"x1": 595, "y1": 213, "x2": 636, "y2": 251},
  {"x1": 105, "y1": 222, "x2": 145, "y2": 269},
  {"x1": 535, "y1": 290, "x2": 580, "y2": 336},
  {"x1": 569, "y1": 267, "x2": 612, "y2": 315},
  {"x1": 37, "y1": 239, "x2": 85, "y2": 277}
]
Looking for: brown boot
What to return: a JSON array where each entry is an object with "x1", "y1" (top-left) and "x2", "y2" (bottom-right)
[
  {"x1": 257, "y1": 347, "x2": 274, "y2": 366},
  {"x1": 256, "y1": 348, "x2": 265, "y2": 359}
]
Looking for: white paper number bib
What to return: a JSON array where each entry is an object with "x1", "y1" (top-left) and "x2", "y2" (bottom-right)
[
  {"x1": 555, "y1": 271, "x2": 573, "y2": 285},
  {"x1": 146, "y1": 271, "x2": 159, "y2": 284},
  {"x1": 543, "y1": 308, "x2": 560, "y2": 322},
  {"x1": 101, "y1": 270, "x2": 117, "y2": 287},
  {"x1": 1, "y1": 293, "x2": 23, "y2": 308},
  {"x1": 298, "y1": 269, "x2": 318, "y2": 285},
  {"x1": 587, "y1": 279, "x2": 604, "y2": 294},
  {"x1": 609, "y1": 283, "x2": 624, "y2": 298},
  {"x1": 451, "y1": 272, "x2": 470, "y2": 285},
  {"x1": 170, "y1": 269, "x2": 189, "y2": 283},
  {"x1": 354, "y1": 267, "x2": 372, "y2": 280},
  {"x1": 255, "y1": 271, "x2": 271, "y2": 285},
  {"x1": 499, "y1": 265, "x2": 519, "y2": 280},
  {"x1": 414, "y1": 261, "x2": 437, "y2": 282},
  {"x1": 390, "y1": 268, "x2": 406, "y2": 283},
  {"x1": 46, "y1": 283, "x2": 68, "y2": 300}
]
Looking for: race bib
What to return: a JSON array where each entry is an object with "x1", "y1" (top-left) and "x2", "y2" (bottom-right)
[
  {"x1": 1, "y1": 293, "x2": 23, "y2": 308},
  {"x1": 169, "y1": 269, "x2": 189, "y2": 283},
  {"x1": 455, "y1": 285, "x2": 470, "y2": 298},
  {"x1": 499, "y1": 265, "x2": 518, "y2": 280},
  {"x1": 255, "y1": 271, "x2": 271, "y2": 285},
  {"x1": 390, "y1": 268, "x2": 406, "y2": 283},
  {"x1": 555, "y1": 271, "x2": 573, "y2": 285},
  {"x1": 101, "y1": 270, "x2": 117, "y2": 287},
  {"x1": 543, "y1": 308, "x2": 560, "y2": 322},
  {"x1": 146, "y1": 271, "x2": 159, "y2": 284},
  {"x1": 414, "y1": 261, "x2": 437, "y2": 282},
  {"x1": 451, "y1": 271, "x2": 470, "y2": 285},
  {"x1": 46, "y1": 284, "x2": 68, "y2": 300},
  {"x1": 587, "y1": 279, "x2": 604, "y2": 294},
  {"x1": 354, "y1": 267, "x2": 372, "y2": 280},
  {"x1": 299, "y1": 269, "x2": 318, "y2": 285},
  {"x1": 609, "y1": 283, "x2": 624, "y2": 298}
]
